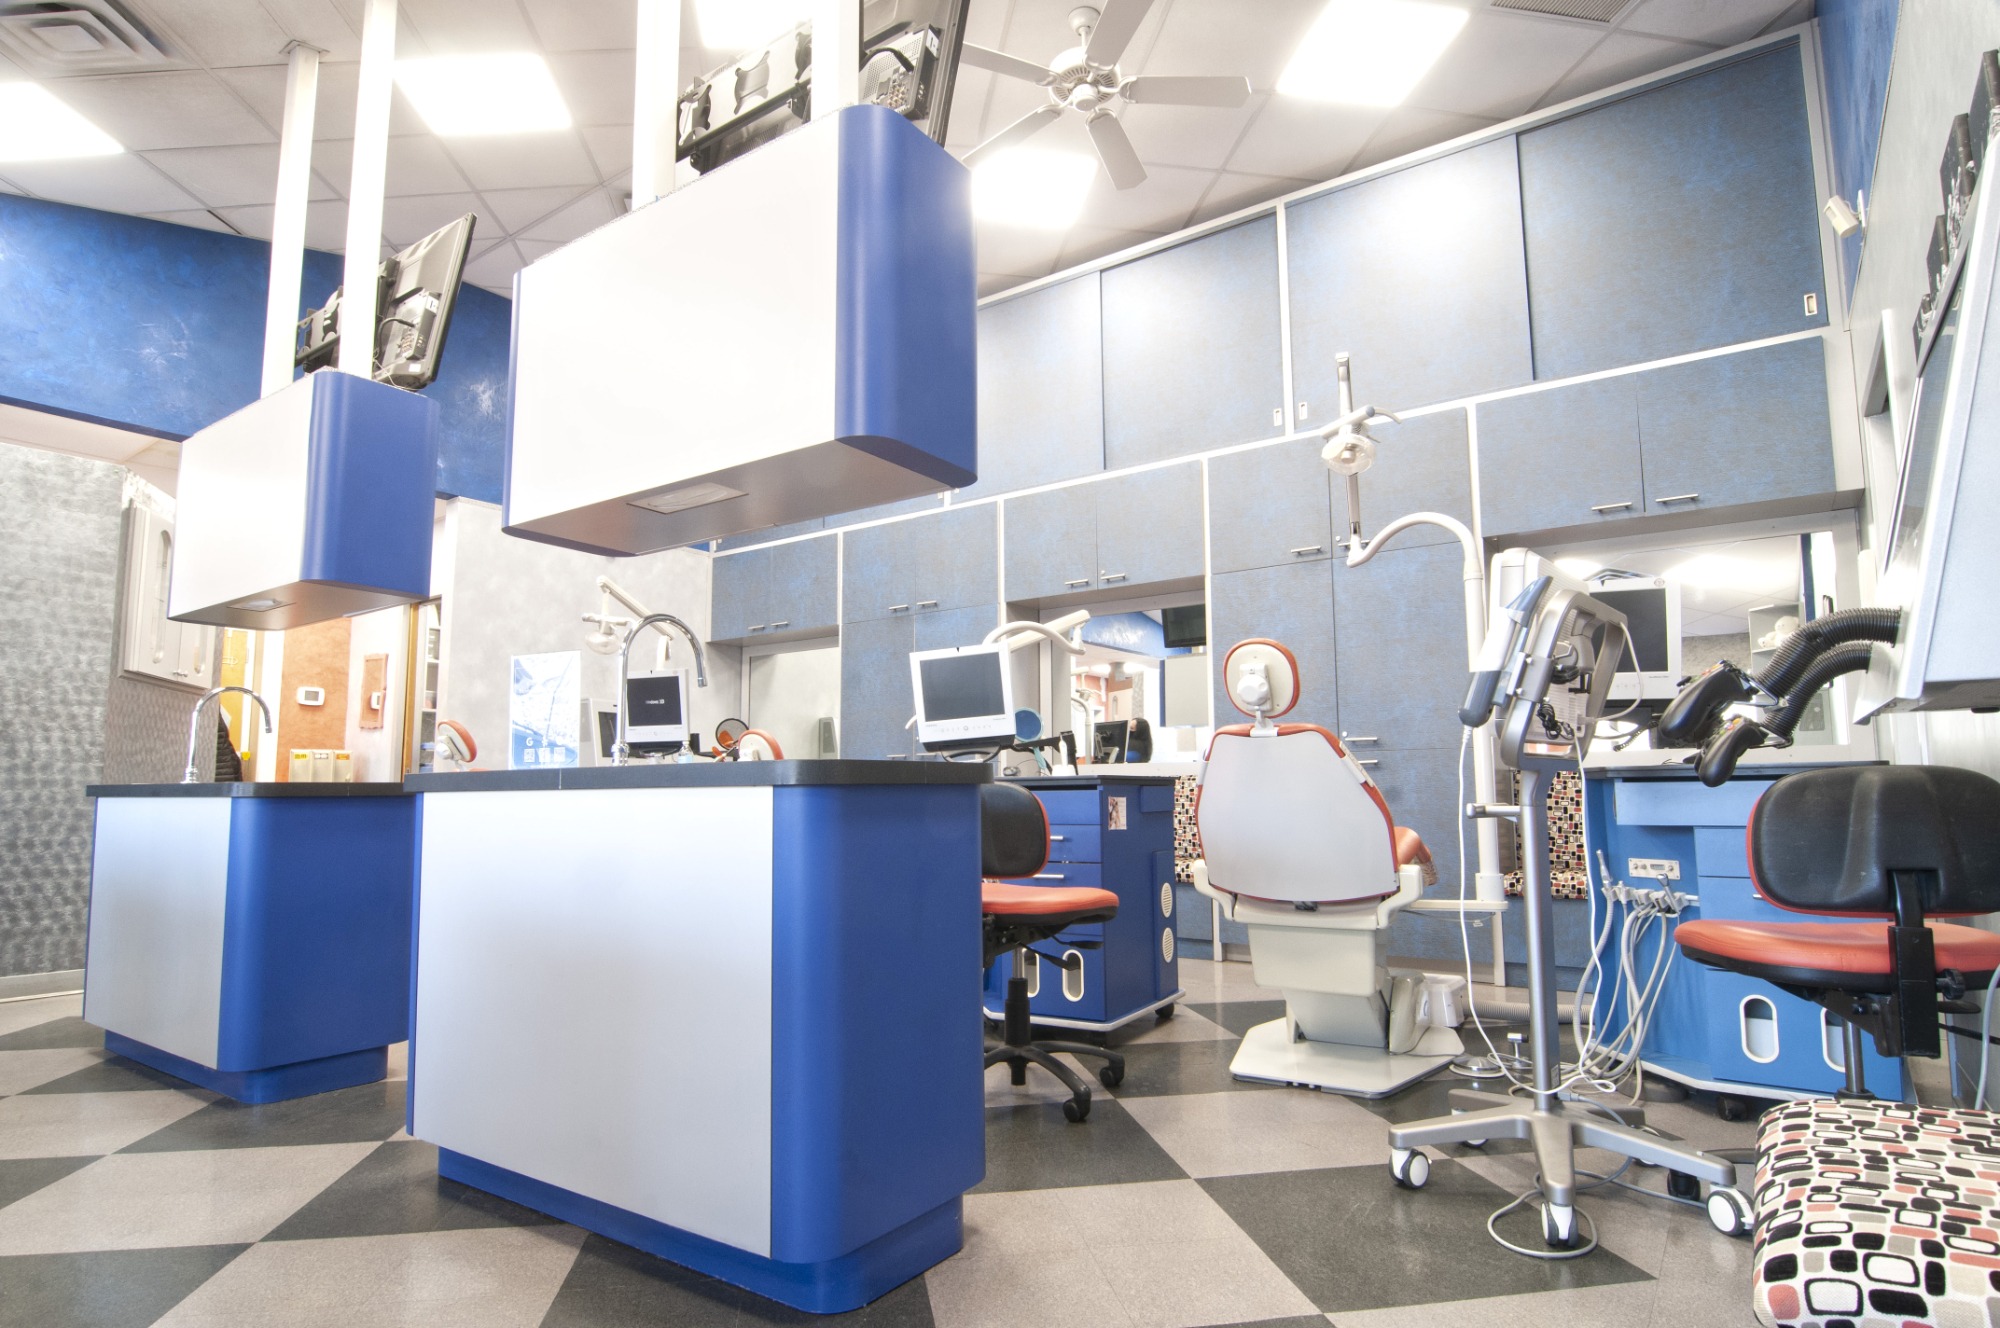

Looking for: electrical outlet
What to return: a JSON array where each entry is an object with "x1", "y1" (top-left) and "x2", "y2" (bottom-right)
[{"x1": 1628, "y1": 858, "x2": 1682, "y2": 881}]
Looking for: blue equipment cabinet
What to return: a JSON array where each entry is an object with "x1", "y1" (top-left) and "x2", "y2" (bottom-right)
[
  {"x1": 1586, "y1": 765, "x2": 1905, "y2": 1102},
  {"x1": 983, "y1": 775, "x2": 1183, "y2": 1032}
]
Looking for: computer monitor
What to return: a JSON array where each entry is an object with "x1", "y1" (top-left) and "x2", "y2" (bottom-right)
[
  {"x1": 1161, "y1": 605, "x2": 1206, "y2": 650},
  {"x1": 1093, "y1": 720, "x2": 1132, "y2": 764},
  {"x1": 296, "y1": 213, "x2": 477, "y2": 390},
  {"x1": 1589, "y1": 579, "x2": 1682, "y2": 702},
  {"x1": 910, "y1": 643, "x2": 1014, "y2": 751},
  {"x1": 624, "y1": 670, "x2": 690, "y2": 747}
]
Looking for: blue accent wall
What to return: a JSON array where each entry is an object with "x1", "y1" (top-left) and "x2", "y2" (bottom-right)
[
  {"x1": 1818, "y1": 0, "x2": 1902, "y2": 291},
  {"x1": 0, "y1": 190, "x2": 509, "y2": 502}
]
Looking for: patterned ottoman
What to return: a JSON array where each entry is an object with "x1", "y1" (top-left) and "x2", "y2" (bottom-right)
[{"x1": 1753, "y1": 1098, "x2": 2000, "y2": 1327}]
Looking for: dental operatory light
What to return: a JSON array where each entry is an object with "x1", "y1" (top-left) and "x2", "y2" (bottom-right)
[
  {"x1": 0, "y1": 83, "x2": 121, "y2": 161},
  {"x1": 1278, "y1": 0, "x2": 1469, "y2": 107},
  {"x1": 393, "y1": 53, "x2": 572, "y2": 137},
  {"x1": 971, "y1": 148, "x2": 1097, "y2": 229},
  {"x1": 692, "y1": 0, "x2": 810, "y2": 52}
]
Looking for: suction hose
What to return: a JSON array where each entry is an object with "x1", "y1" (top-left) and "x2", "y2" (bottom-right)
[
  {"x1": 1695, "y1": 643, "x2": 1878, "y2": 786},
  {"x1": 1660, "y1": 608, "x2": 1901, "y2": 749}
]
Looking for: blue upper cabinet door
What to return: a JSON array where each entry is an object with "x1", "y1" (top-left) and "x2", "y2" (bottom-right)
[
  {"x1": 1003, "y1": 484, "x2": 1098, "y2": 601},
  {"x1": 1332, "y1": 544, "x2": 1471, "y2": 752},
  {"x1": 1517, "y1": 45, "x2": 1828, "y2": 380},
  {"x1": 1094, "y1": 464, "x2": 1204, "y2": 590},
  {"x1": 1477, "y1": 375, "x2": 1643, "y2": 537},
  {"x1": 1207, "y1": 560, "x2": 1338, "y2": 733},
  {"x1": 1287, "y1": 138, "x2": 1534, "y2": 416},
  {"x1": 710, "y1": 546, "x2": 769, "y2": 643},
  {"x1": 1101, "y1": 218, "x2": 1285, "y2": 469},
  {"x1": 1208, "y1": 438, "x2": 1336, "y2": 575},
  {"x1": 1342, "y1": 409, "x2": 1473, "y2": 551},
  {"x1": 1635, "y1": 338, "x2": 1838, "y2": 515},
  {"x1": 839, "y1": 616, "x2": 915, "y2": 759},
  {"x1": 841, "y1": 519, "x2": 912, "y2": 623},
  {"x1": 762, "y1": 534, "x2": 838, "y2": 637},
  {"x1": 904, "y1": 503, "x2": 998, "y2": 613},
  {"x1": 964, "y1": 275, "x2": 1105, "y2": 500}
]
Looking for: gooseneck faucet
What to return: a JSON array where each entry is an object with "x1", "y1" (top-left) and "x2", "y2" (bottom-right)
[
  {"x1": 184, "y1": 686, "x2": 273, "y2": 784},
  {"x1": 612, "y1": 613, "x2": 709, "y2": 767}
]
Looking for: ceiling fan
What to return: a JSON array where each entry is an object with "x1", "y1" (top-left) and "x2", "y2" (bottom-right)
[{"x1": 959, "y1": 0, "x2": 1251, "y2": 190}]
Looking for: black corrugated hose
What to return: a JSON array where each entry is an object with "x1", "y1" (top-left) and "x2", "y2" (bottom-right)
[
  {"x1": 1754, "y1": 608, "x2": 1902, "y2": 698},
  {"x1": 1766, "y1": 643, "x2": 1878, "y2": 741}
]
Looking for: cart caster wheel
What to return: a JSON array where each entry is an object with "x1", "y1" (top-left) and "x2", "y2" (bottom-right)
[
  {"x1": 1389, "y1": 1148, "x2": 1430, "y2": 1189},
  {"x1": 1667, "y1": 1170, "x2": 1701, "y2": 1201},
  {"x1": 1542, "y1": 1202, "x2": 1579, "y2": 1250},
  {"x1": 1157, "y1": 1003, "x2": 1176, "y2": 1021},
  {"x1": 1716, "y1": 1094, "x2": 1754, "y2": 1122},
  {"x1": 1062, "y1": 1095, "x2": 1090, "y2": 1123},
  {"x1": 1706, "y1": 1186, "x2": 1752, "y2": 1238},
  {"x1": 1098, "y1": 1063, "x2": 1124, "y2": 1089}
]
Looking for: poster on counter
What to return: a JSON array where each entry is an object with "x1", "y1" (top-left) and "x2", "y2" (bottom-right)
[{"x1": 509, "y1": 651, "x2": 581, "y2": 769}]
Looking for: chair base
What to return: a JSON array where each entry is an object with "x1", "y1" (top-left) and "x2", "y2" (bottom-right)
[
  {"x1": 1228, "y1": 1017, "x2": 1460, "y2": 1099},
  {"x1": 984, "y1": 1038, "x2": 1124, "y2": 1122}
]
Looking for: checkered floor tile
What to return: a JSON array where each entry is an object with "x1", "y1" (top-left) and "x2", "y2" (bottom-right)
[{"x1": 0, "y1": 963, "x2": 1765, "y2": 1327}]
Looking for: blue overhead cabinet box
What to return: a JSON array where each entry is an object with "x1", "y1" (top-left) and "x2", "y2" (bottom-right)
[
  {"x1": 168, "y1": 368, "x2": 439, "y2": 630},
  {"x1": 502, "y1": 104, "x2": 976, "y2": 555}
]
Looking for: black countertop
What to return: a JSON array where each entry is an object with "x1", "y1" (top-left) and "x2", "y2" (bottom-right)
[
  {"x1": 88, "y1": 782, "x2": 413, "y2": 798},
  {"x1": 404, "y1": 759, "x2": 993, "y2": 794}
]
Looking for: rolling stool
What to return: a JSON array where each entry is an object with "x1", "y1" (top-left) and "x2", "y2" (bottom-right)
[{"x1": 980, "y1": 782, "x2": 1124, "y2": 1122}]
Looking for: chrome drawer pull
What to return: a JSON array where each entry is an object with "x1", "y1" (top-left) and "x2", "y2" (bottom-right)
[
  {"x1": 889, "y1": 603, "x2": 910, "y2": 613},
  {"x1": 1657, "y1": 493, "x2": 1700, "y2": 505},
  {"x1": 748, "y1": 624, "x2": 766, "y2": 632},
  {"x1": 916, "y1": 600, "x2": 938, "y2": 609},
  {"x1": 1065, "y1": 578, "x2": 1092, "y2": 588},
  {"x1": 1343, "y1": 734, "x2": 1379, "y2": 744},
  {"x1": 1290, "y1": 545, "x2": 1324, "y2": 556},
  {"x1": 1032, "y1": 873, "x2": 1066, "y2": 880},
  {"x1": 1101, "y1": 572, "x2": 1127, "y2": 583},
  {"x1": 1356, "y1": 758, "x2": 1380, "y2": 767},
  {"x1": 1590, "y1": 501, "x2": 1634, "y2": 514},
  {"x1": 1049, "y1": 834, "x2": 1067, "y2": 841},
  {"x1": 770, "y1": 620, "x2": 789, "y2": 628}
]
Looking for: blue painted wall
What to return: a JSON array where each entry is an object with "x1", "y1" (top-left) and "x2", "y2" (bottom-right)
[
  {"x1": 1818, "y1": 0, "x2": 1902, "y2": 292},
  {"x1": 0, "y1": 191, "x2": 508, "y2": 501}
]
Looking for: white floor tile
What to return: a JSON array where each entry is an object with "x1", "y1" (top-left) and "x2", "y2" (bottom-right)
[
  {"x1": 0, "y1": 1087, "x2": 209, "y2": 1161},
  {"x1": 0, "y1": 995, "x2": 84, "y2": 1038},
  {"x1": 1121, "y1": 1088, "x2": 1396, "y2": 1177},
  {"x1": 0, "y1": 1048, "x2": 108, "y2": 1096}
]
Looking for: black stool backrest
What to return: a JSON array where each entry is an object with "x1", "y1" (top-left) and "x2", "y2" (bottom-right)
[
  {"x1": 980, "y1": 783, "x2": 1048, "y2": 880},
  {"x1": 1751, "y1": 765, "x2": 2000, "y2": 916}
]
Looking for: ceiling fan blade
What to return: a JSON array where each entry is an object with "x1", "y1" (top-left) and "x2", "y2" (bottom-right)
[
  {"x1": 1087, "y1": 113, "x2": 1147, "y2": 190},
  {"x1": 963, "y1": 106, "x2": 1064, "y2": 167},
  {"x1": 959, "y1": 42, "x2": 1054, "y2": 85},
  {"x1": 1121, "y1": 75, "x2": 1251, "y2": 108},
  {"x1": 1084, "y1": 0, "x2": 1153, "y2": 68}
]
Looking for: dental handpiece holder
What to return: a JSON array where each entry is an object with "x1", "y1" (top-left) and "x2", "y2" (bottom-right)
[{"x1": 1386, "y1": 576, "x2": 1748, "y2": 1252}]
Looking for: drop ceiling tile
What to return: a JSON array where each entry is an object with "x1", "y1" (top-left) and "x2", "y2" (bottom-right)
[
  {"x1": 52, "y1": 71, "x2": 278, "y2": 150},
  {"x1": 380, "y1": 191, "x2": 483, "y2": 247},
  {"x1": 462, "y1": 239, "x2": 525, "y2": 294},
  {"x1": 546, "y1": 49, "x2": 635, "y2": 126},
  {"x1": 478, "y1": 186, "x2": 589, "y2": 233},
  {"x1": 1404, "y1": 10, "x2": 1603, "y2": 121},
  {"x1": 445, "y1": 130, "x2": 600, "y2": 192},
  {"x1": 1075, "y1": 163, "x2": 1217, "y2": 235},
  {"x1": 215, "y1": 197, "x2": 355, "y2": 250},
  {"x1": 519, "y1": 188, "x2": 619, "y2": 242},
  {"x1": 515, "y1": 237, "x2": 565, "y2": 262},
  {"x1": 397, "y1": 0, "x2": 538, "y2": 55},
  {"x1": 141, "y1": 144, "x2": 339, "y2": 208},
  {"x1": 578, "y1": 123, "x2": 633, "y2": 178},
  {"x1": 141, "y1": 0, "x2": 295, "y2": 69},
  {"x1": 1137, "y1": 0, "x2": 1322, "y2": 93},
  {"x1": 252, "y1": 0, "x2": 364, "y2": 60},
  {"x1": 313, "y1": 135, "x2": 470, "y2": 196},
  {"x1": 1621, "y1": 0, "x2": 1796, "y2": 47},
  {"x1": 1346, "y1": 107, "x2": 1500, "y2": 175},
  {"x1": 522, "y1": 0, "x2": 636, "y2": 52},
  {"x1": 213, "y1": 62, "x2": 428, "y2": 142},
  {"x1": 1119, "y1": 94, "x2": 1266, "y2": 172},
  {"x1": 142, "y1": 208, "x2": 241, "y2": 236},
  {"x1": 1222, "y1": 97, "x2": 1384, "y2": 182},
  {"x1": 1539, "y1": 30, "x2": 1714, "y2": 108},
  {"x1": 0, "y1": 155, "x2": 202, "y2": 214},
  {"x1": 1192, "y1": 170, "x2": 1311, "y2": 227},
  {"x1": 976, "y1": 224, "x2": 1067, "y2": 281}
]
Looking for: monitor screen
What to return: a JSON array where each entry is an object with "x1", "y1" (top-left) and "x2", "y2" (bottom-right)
[
  {"x1": 1161, "y1": 604, "x2": 1206, "y2": 650},
  {"x1": 1094, "y1": 720, "x2": 1131, "y2": 764},
  {"x1": 911, "y1": 644, "x2": 1014, "y2": 750},
  {"x1": 1592, "y1": 586, "x2": 1671, "y2": 673},
  {"x1": 295, "y1": 213, "x2": 476, "y2": 390},
  {"x1": 625, "y1": 670, "x2": 689, "y2": 744}
]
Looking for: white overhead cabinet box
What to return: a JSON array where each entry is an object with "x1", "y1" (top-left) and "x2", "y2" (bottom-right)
[
  {"x1": 169, "y1": 369, "x2": 439, "y2": 630},
  {"x1": 503, "y1": 105, "x2": 976, "y2": 556}
]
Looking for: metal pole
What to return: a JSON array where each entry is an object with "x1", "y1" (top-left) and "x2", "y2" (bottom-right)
[
  {"x1": 1519, "y1": 766, "x2": 1560, "y2": 1111},
  {"x1": 339, "y1": 0, "x2": 397, "y2": 380},
  {"x1": 262, "y1": 42, "x2": 320, "y2": 397},
  {"x1": 631, "y1": 0, "x2": 683, "y2": 207},
  {"x1": 810, "y1": 0, "x2": 860, "y2": 121}
]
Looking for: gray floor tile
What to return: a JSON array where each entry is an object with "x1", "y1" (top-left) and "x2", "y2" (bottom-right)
[
  {"x1": 264, "y1": 1139, "x2": 562, "y2": 1241},
  {"x1": 0, "y1": 1155, "x2": 96, "y2": 1210},
  {"x1": 1106, "y1": 1039, "x2": 1281, "y2": 1098},
  {"x1": 1201, "y1": 1162, "x2": 1653, "y2": 1313},
  {"x1": 0, "y1": 1017, "x2": 103, "y2": 1052},
  {"x1": 0, "y1": 996, "x2": 83, "y2": 1041},
  {"x1": 1184, "y1": 1002, "x2": 1288, "y2": 1039},
  {"x1": 1174, "y1": 960, "x2": 1284, "y2": 1006},
  {"x1": 0, "y1": 1088, "x2": 211, "y2": 1161},
  {"x1": 0, "y1": 1244, "x2": 248, "y2": 1328},
  {"x1": 1106, "y1": 1006, "x2": 1234, "y2": 1046},
  {"x1": 0, "y1": 1048, "x2": 109, "y2": 1097},
  {"x1": 976, "y1": 1098, "x2": 1187, "y2": 1193},
  {"x1": 23, "y1": 1054, "x2": 195, "y2": 1096},
  {"x1": 119, "y1": 1078, "x2": 408, "y2": 1153},
  {"x1": 924, "y1": 1243, "x2": 1130, "y2": 1328},
  {"x1": 1326, "y1": 1281, "x2": 1662, "y2": 1327},
  {"x1": 1119, "y1": 1088, "x2": 1398, "y2": 1178}
]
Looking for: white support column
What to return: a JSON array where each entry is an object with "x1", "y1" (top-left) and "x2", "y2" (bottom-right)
[
  {"x1": 339, "y1": 0, "x2": 398, "y2": 379},
  {"x1": 810, "y1": 0, "x2": 860, "y2": 122},
  {"x1": 631, "y1": 0, "x2": 685, "y2": 207},
  {"x1": 262, "y1": 42, "x2": 321, "y2": 397}
]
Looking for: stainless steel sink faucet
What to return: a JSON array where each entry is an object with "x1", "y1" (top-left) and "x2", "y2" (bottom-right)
[
  {"x1": 184, "y1": 686, "x2": 274, "y2": 784},
  {"x1": 612, "y1": 613, "x2": 708, "y2": 767}
]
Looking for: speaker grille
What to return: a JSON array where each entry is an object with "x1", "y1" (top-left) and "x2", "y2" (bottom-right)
[{"x1": 1491, "y1": 0, "x2": 1633, "y2": 21}]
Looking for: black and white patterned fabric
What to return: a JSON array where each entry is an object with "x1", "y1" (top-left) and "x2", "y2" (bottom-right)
[{"x1": 1753, "y1": 1097, "x2": 2000, "y2": 1327}]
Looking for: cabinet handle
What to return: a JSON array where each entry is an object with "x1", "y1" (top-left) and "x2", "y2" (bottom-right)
[
  {"x1": 1656, "y1": 493, "x2": 1700, "y2": 505},
  {"x1": 1297, "y1": 401, "x2": 1309, "y2": 422},
  {"x1": 1033, "y1": 873, "x2": 1067, "y2": 880},
  {"x1": 1101, "y1": 572, "x2": 1128, "y2": 583},
  {"x1": 916, "y1": 600, "x2": 938, "y2": 609},
  {"x1": 1356, "y1": 758, "x2": 1380, "y2": 767},
  {"x1": 1290, "y1": 545, "x2": 1324, "y2": 556},
  {"x1": 1050, "y1": 834, "x2": 1067, "y2": 841},
  {"x1": 1343, "y1": 734, "x2": 1379, "y2": 744},
  {"x1": 748, "y1": 624, "x2": 767, "y2": 632},
  {"x1": 889, "y1": 603, "x2": 911, "y2": 613},
  {"x1": 1065, "y1": 578, "x2": 1092, "y2": 588},
  {"x1": 1590, "y1": 501, "x2": 1634, "y2": 514},
  {"x1": 770, "y1": 620, "x2": 789, "y2": 628}
]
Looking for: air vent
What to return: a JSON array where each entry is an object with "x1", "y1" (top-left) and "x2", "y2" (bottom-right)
[
  {"x1": 1491, "y1": 0, "x2": 1633, "y2": 21},
  {"x1": 0, "y1": 2, "x2": 169, "y2": 75}
]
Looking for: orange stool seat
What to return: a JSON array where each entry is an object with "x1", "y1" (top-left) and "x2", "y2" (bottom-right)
[
  {"x1": 981, "y1": 882, "x2": 1119, "y2": 928},
  {"x1": 1675, "y1": 918, "x2": 2000, "y2": 991}
]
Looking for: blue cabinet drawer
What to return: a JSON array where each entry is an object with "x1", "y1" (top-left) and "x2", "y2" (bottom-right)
[
  {"x1": 983, "y1": 943, "x2": 1107, "y2": 1022},
  {"x1": 1003, "y1": 863, "x2": 1103, "y2": 888},
  {"x1": 1032, "y1": 789, "x2": 1098, "y2": 825},
  {"x1": 1046, "y1": 824, "x2": 1101, "y2": 862},
  {"x1": 1694, "y1": 827, "x2": 1752, "y2": 879}
]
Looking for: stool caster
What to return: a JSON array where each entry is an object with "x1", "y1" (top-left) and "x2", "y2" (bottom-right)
[
  {"x1": 1062, "y1": 1092, "x2": 1091, "y2": 1123},
  {"x1": 1156, "y1": 1003, "x2": 1176, "y2": 1022},
  {"x1": 1716, "y1": 1094, "x2": 1756, "y2": 1122},
  {"x1": 1098, "y1": 1063, "x2": 1124, "y2": 1089},
  {"x1": 1389, "y1": 1148, "x2": 1430, "y2": 1189},
  {"x1": 1706, "y1": 1186, "x2": 1752, "y2": 1238}
]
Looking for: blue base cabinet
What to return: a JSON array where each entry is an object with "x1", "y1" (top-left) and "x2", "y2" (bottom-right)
[{"x1": 984, "y1": 776, "x2": 1182, "y2": 1031}]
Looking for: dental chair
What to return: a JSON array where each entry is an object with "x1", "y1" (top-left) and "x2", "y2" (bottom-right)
[{"x1": 1191, "y1": 639, "x2": 1462, "y2": 1097}]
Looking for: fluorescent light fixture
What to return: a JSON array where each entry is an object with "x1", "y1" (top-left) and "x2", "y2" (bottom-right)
[
  {"x1": 393, "y1": 53, "x2": 571, "y2": 137},
  {"x1": 1554, "y1": 557, "x2": 1603, "y2": 583},
  {"x1": 0, "y1": 83, "x2": 121, "y2": 162},
  {"x1": 693, "y1": 0, "x2": 811, "y2": 52},
  {"x1": 972, "y1": 149, "x2": 1097, "y2": 231},
  {"x1": 1667, "y1": 553, "x2": 1786, "y2": 594},
  {"x1": 1278, "y1": 0, "x2": 1470, "y2": 107}
]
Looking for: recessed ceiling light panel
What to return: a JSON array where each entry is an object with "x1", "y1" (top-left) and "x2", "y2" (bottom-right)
[
  {"x1": 972, "y1": 148, "x2": 1097, "y2": 230},
  {"x1": 1278, "y1": 0, "x2": 1471, "y2": 107},
  {"x1": 393, "y1": 52, "x2": 573, "y2": 137},
  {"x1": 0, "y1": 82, "x2": 122, "y2": 161}
]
